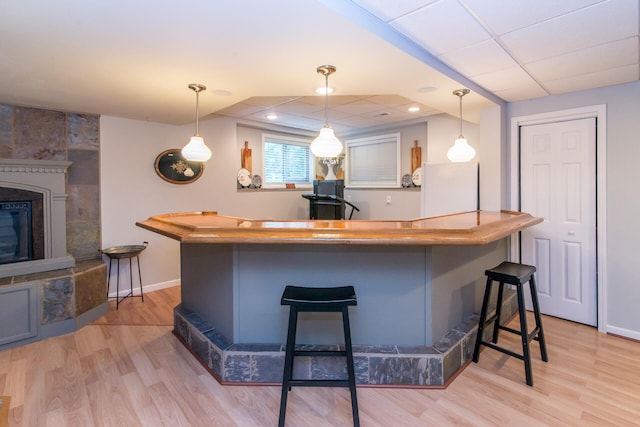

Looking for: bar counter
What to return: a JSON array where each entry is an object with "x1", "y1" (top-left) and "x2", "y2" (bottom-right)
[
  {"x1": 137, "y1": 210, "x2": 541, "y2": 387},
  {"x1": 136, "y1": 209, "x2": 541, "y2": 245}
]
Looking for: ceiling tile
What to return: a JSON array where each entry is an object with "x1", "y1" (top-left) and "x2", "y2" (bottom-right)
[
  {"x1": 367, "y1": 94, "x2": 414, "y2": 107},
  {"x1": 331, "y1": 98, "x2": 394, "y2": 115},
  {"x1": 526, "y1": 37, "x2": 639, "y2": 81},
  {"x1": 214, "y1": 102, "x2": 265, "y2": 117},
  {"x1": 390, "y1": 0, "x2": 491, "y2": 56},
  {"x1": 492, "y1": 84, "x2": 549, "y2": 102},
  {"x1": 368, "y1": 107, "x2": 415, "y2": 122},
  {"x1": 400, "y1": 103, "x2": 440, "y2": 117},
  {"x1": 269, "y1": 99, "x2": 324, "y2": 116},
  {"x1": 438, "y1": 39, "x2": 519, "y2": 77},
  {"x1": 242, "y1": 96, "x2": 298, "y2": 107},
  {"x1": 351, "y1": 0, "x2": 438, "y2": 22},
  {"x1": 543, "y1": 64, "x2": 640, "y2": 94},
  {"x1": 277, "y1": 116, "x2": 325, "y2": 132},
  {"x1": 332, "y1": 115, "x2": 382, "y2": 129},
  {"x1": 244, "y1": 110, "x2": 299, "y2": 123},
  {"x1": 307, "y1": 107, "x2": 354, "y2": 122},
  {"x1": 470, "y1": 66, "x2": 540, "y2": 93},
  {"x1": 462, "y1": 0, "x2": 605, "y2": 35},
  {"x1": 501, "y1": 0, "x2": 639, "y2": 63}
]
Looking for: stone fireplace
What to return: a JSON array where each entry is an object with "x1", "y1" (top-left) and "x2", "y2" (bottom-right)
[
  {"x1": 0, "y1": 105, "x2": 106, "y2": 351},
  {"x1": 0, "y1": 158, "x2": 75, "y2": 278}
]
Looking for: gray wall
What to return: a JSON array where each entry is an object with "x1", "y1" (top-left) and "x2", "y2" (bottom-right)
[{"x1": 507, "y1": 80, "x2": 640, "y2": 337}]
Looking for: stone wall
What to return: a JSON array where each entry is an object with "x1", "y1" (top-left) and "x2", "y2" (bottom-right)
[{"x1": 0, "y1": 104, "x2": 101, "y2": 259}]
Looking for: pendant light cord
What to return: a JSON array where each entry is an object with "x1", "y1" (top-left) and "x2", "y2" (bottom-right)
[
  {"x1": 195, "y1": 89, "x2": 200, "y2": 136},
  {"x1": 188, "y1": 83, "x2": 206, "y2": 137},
  {"x1": 316, "y1": 65, "x2": 335, "y2": 127},
  {"x1": 458, "y1": 93, "x2": 463, "y2": 138},
  {"x1": 324, "y1": 73, "x2": 329, "y2": 125},
  {"x1": 453, "y1": 88, "x2": 469, "y2": 139}
]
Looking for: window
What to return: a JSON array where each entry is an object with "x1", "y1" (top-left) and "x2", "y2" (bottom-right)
[
  {"x1": 345, "y1": 133, "x2": 401, "y2": 188},
  {"x1": 262, "y1": 134, "x2": 313, "y2": 187}
]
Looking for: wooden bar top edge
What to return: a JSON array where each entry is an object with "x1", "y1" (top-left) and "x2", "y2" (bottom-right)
[{"x1": 136, "y1": 210, "x2": 542, "y2": 246}]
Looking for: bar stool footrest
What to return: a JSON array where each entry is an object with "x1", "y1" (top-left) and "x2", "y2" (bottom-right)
[
  {"x1": 294, "y1": 350, "x2": 347, "y2": 357},
  {"x1": 498, "y1": 325, "x2": 522, "y2": 336},
  {"x1": 481, "y1": 341, "x2": 526, "y2": 361},
  {"x1": 289, "y1": 379, "x2": 350, "y2": 388},
  {"x1": 497, "y1": 324, "x2": 542, "y2": 344}
]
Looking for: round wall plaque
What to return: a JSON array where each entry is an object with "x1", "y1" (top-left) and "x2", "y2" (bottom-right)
[{"x1": 154, "y1": 149, "x2": 205, "y2": 184}]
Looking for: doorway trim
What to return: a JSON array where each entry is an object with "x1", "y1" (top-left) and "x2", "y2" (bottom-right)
[{"x1": 509, "y1": 105, "x2": 607, "y2": 332}]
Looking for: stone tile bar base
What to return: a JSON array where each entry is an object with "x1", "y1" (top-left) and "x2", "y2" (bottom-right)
[{"x1": 173, "y1": 289, "x2": 517, "y2": 387}]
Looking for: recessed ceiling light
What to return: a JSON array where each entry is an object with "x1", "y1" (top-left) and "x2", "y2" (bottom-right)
[
  {"x1": 315, "y1": 86, "x2": 335, "y2": 95},
  {"x1": 408, "y1": 106, "x2": 420, "y2": 113},
  {"x1": 417, "y1": 86, "x2": 437, "y2": 93},
  {"x1": 266, "y1": 112, "x2": 278, "y2": 120}
]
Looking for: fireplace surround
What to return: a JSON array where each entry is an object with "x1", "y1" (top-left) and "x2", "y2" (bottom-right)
[{"x1": 0, "y1": 158, "x2": 75, "y2": 278}]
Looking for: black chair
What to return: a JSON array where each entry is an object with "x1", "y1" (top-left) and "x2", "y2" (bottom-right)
[
  {"x1": 472, "y1": 261, "x2": 548, "y2": 386},
  {"x1": 279, "y1": 285, "x2": 359, "y2": 427},
  {"x1": 301, "y1": 193, "x2": 360, "y2": 220}
]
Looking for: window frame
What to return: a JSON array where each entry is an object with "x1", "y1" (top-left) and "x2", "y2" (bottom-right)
[
  {"x1": 261, "y1": 133, "x2": 314, "y2": 189},
  {"x1": 344, "y1": 132, "x2": 401, "y2": 188}
]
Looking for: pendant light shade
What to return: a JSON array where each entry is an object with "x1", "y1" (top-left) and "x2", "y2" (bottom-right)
[
  {"x1": 311, "y1": 125, "x2": 343, "y2": 158},
  {"x1": 311, "y1": 65, "x2": 343, "y2": 158},
  {"x1": 182, "y1": 83, "x2": 212, "y2": 162},
  {"x1": 447, "y1": 89, "x2": 476, "y2": 163},
  {"x1": 447, "y1": 136, "x2": 476, "y2": 163},
  {"x1": 182, "y1": 135, "x2": 211, "y2": 162}
]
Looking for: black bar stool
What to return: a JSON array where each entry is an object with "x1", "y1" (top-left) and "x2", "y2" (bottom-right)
[
  {"x1": 472, "y1": 261, "x2": 548, "y2": 386},
  {"x1": 279, "y1": 285, "x2": 359, "y2": 427}
]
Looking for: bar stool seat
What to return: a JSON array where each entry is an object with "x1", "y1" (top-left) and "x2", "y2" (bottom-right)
[
  {"x1": 279, "y1": 285, "x2": 359, "y2": 427},
  {"x1": 472, "y1": 261, "x2": 548, "y2": 386}
]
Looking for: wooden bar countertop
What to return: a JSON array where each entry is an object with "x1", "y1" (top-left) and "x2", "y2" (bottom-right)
[{"x1": 136, "y1": 210, "x2": 542, "y2": 246}]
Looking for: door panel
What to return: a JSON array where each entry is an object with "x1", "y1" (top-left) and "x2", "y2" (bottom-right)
[
  {"x1": 520, "y1": 118, "x2": 596, "y2": 326},
  {"x1": 534, "y1": 238, "x2": 551, "y2": 296}
]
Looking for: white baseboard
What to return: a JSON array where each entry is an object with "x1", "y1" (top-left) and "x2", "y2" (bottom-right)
[
  {"x1": 606, "y1": 324, "x2": 640, "y2": 341},
  {"x1": 108, "y1": 279, "x2": 180, "y2": 298}
]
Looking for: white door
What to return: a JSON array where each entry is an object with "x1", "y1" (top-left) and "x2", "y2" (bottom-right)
[{"x1": 520, "y1": 118, "x2": 597, "y2": 326}]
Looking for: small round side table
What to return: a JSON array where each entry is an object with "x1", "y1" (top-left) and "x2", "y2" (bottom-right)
[{"x1": 99, "y1": 242, "x2": 148, "y2": 309}]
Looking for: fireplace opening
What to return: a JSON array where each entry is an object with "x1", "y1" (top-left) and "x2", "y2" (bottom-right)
[
  {"x1": 0, "y1": 188, "x2": 45, "y2": 267},
  {"x1": 0, "y1": 201, "x2": 33, "y2": 264}
]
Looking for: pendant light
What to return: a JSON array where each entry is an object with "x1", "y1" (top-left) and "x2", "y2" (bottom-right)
[
  {"x1": 447, "y1": 88, "x2": 476, "y2": 162},
  {"x1": 181, "y1": 83, "x2": 212, "y2": 162},
  {"x1": 310, "y1": 65, "x2": 343, "y2": 158}
]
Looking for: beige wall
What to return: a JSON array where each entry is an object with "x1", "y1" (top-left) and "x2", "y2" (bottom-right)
[{"x1": 100, "y1": 114, "x2": 485, "y2": 289}]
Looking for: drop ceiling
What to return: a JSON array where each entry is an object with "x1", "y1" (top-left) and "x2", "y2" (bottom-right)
[{"x1": 0, "y1": 0, "x2": 637, "y2": 135}]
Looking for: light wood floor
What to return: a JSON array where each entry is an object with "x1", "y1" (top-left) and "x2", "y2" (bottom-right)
[{"x1": 1, "y1": 286, "x2": 639, "y2": 426}]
